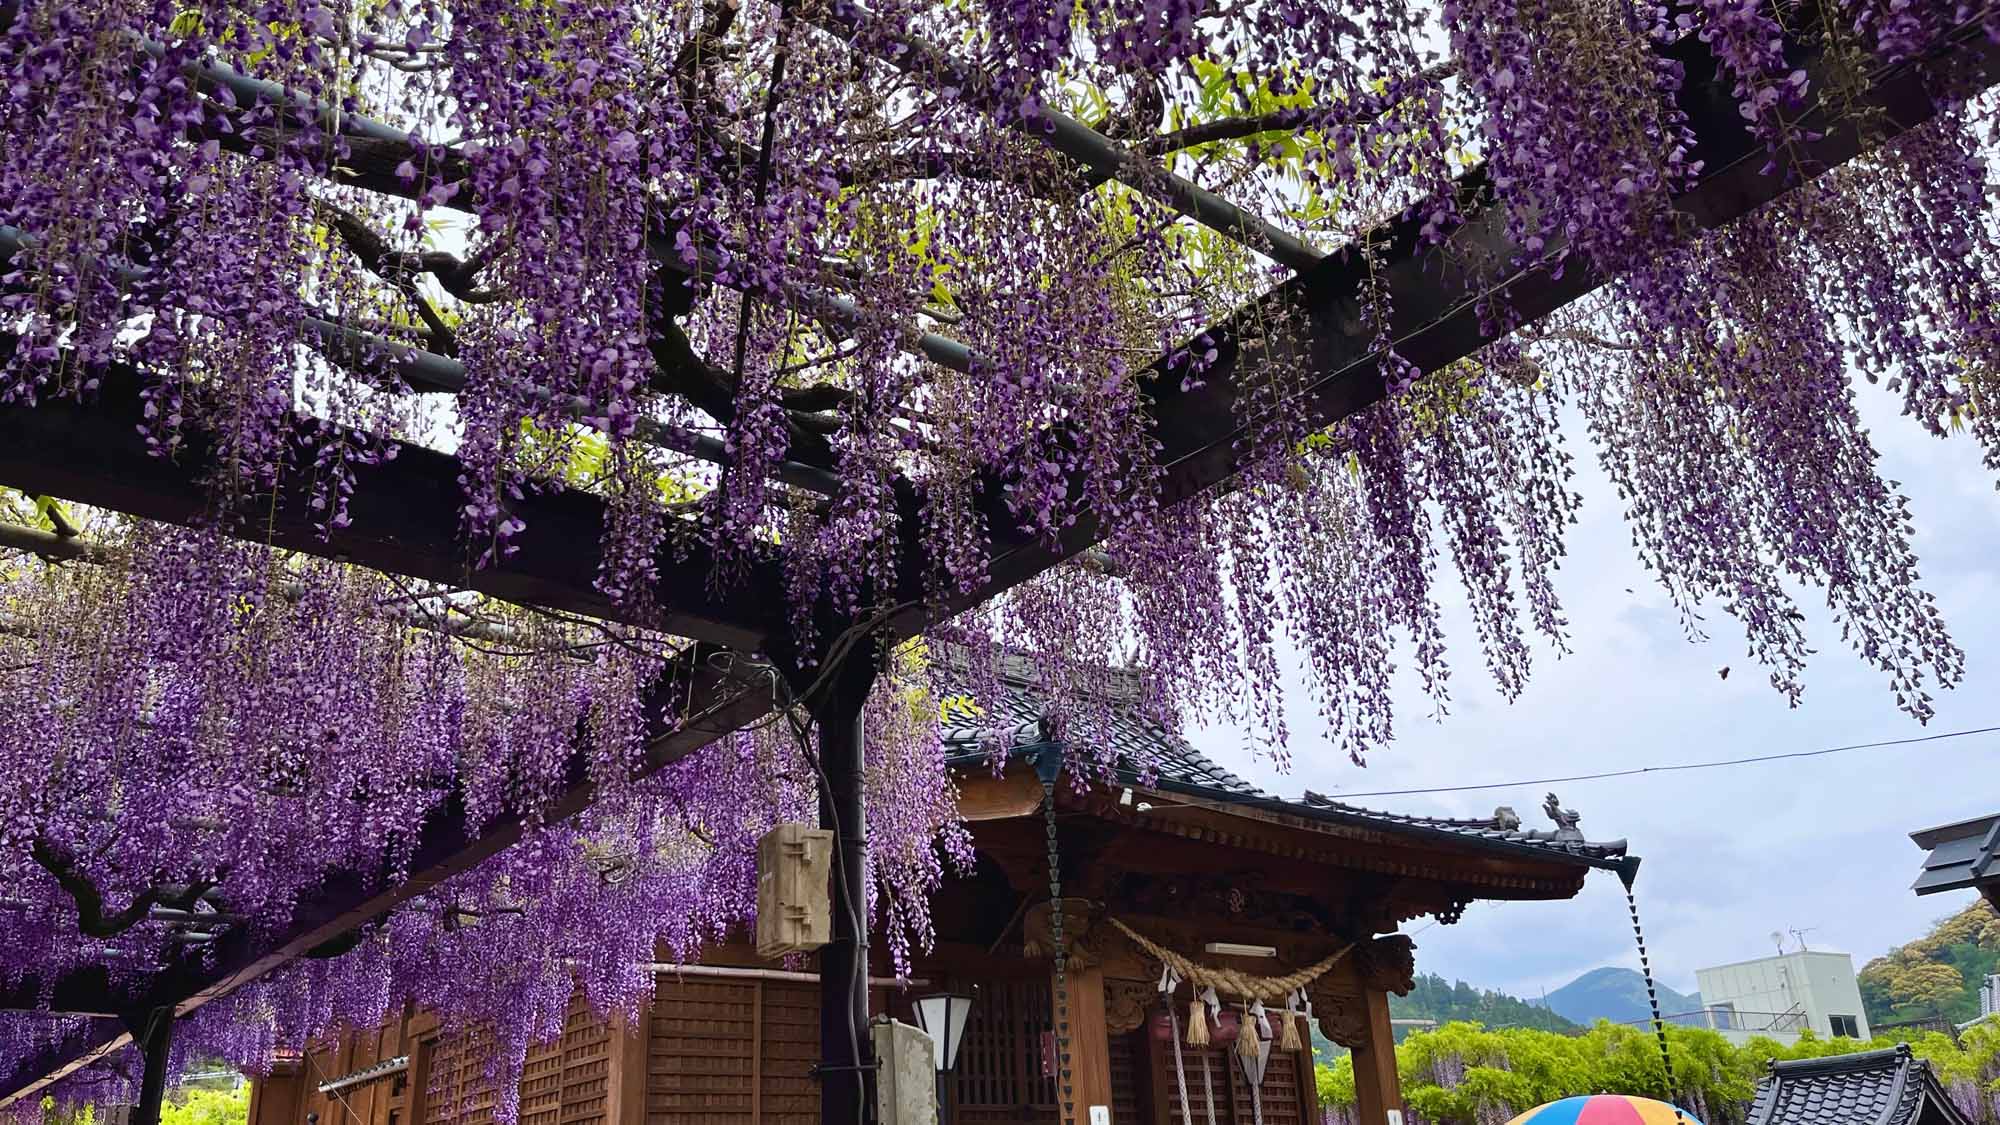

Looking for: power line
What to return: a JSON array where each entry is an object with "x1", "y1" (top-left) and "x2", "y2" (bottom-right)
[{"x1": 1329, "y1": 724, "x2": 2000, "y2": 800}]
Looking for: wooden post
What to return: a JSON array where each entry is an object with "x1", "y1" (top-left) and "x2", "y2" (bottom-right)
[
  {"x1": 245, "y1": 1062, "x2": 305, "y2": 1125},
  {"x1": 605, "y1": 996, "x2": 649, "y2": 1125},
  {"x1": 810, "y1": 652, "x2": 880, "y2": 1125},
  {"x1": 1055, "y1": 964, "x2": 1112, "y2": 1123},
  {"x1": 1350, "y1": 989, "x2": 1403, "y2": 1125},
  {"x1": 1296, "y1": 1035, "x2": 1324, "y2": 1125}
]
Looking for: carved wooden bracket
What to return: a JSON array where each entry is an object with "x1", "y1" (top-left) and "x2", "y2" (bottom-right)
[
  {"x1": 1104, "y1": 978, "x2": 1155, "y2": 1035},
  {"x1": 1308, "y1": 984, "x2": 1371, "y2": 1049},
  {"x1": 1023, "y1": 898, "x2": 1101, "y2": 966},
  {"x1": 1354, "y1": 934, "x2": 1416, "y2": 996}
]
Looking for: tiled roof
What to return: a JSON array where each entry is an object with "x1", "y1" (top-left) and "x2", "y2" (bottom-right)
[
  {"x1": 937, "y1": 653, "x2": 1630, "y2": 870},
  {"x1": 1291, "y1": 792, "x2": 1628, "y2": 862},
  {"x1": 938, "y1": 659, "x2": 1262, "y2": 799},
  {"x1": 1909, "y1": 813, "x2": 2000, "y2": 900},
  {"x1": 1747, "y1": 1046, "x2": 1971, "y2": 1125}
]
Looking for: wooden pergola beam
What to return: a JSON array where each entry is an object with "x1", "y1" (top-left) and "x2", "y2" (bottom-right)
[
  {"x1": 0, "y1": 348, "x2": 784, "y2": 652},
  {"x1": 0, "y1": 1020, "x2": 127, "y2": 1110},
  {"x1": 890, "y1": 7, "x2": 2000, "y2": 633}
]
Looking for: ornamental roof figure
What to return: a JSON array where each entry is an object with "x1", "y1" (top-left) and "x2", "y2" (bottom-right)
[{"x1": 1544, "y1": 793, "x2": 1584, "y2": 842}]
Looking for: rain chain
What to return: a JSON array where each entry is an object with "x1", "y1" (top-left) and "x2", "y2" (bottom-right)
[
  {"x1": 1042, "y1": 771, "x2": 1075, "y2": 1125},
  {"x1": 1621, "y1": 873, "x2": 1688, "y2": 1118}
]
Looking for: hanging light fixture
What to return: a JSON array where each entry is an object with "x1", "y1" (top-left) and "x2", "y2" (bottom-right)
[
  {"x1": 912, "y1": 992, "x2": 976, "y2": 1125},
  {"x1": 912, "y1": 992, "x2": 975, "y2": 1071}
]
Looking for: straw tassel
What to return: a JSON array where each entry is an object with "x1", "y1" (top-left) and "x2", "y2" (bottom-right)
[
  {"x1": 1187, "y1": 993, "x2": 1210, "y2": 1046},
  {"x1": 1236, "y1": 1002, "x2": 1260, "y2": 1059},
  {"x1": 1279, "y1": 1001, "x2": 1302, "y2": 1051}
]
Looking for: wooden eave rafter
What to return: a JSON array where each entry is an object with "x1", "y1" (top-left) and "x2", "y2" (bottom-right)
[
  {"x1": 1078, "y1": 788, "x2": 1592, "y2": 898},
  {"x1": 949, "y1": 772, "x2": 1574, "y2": 941},
  {"x1": 965, "y1": 764, "x2": 1600, "y2": 897}
]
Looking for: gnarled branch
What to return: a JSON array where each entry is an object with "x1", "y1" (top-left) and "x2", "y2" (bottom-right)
[
  {"x1": 1136, "y1": 61, "x2": 1457, "y2": 157},
  {"x1": 315, "y1": 201, "x2": 458, "y2": 355},
  {"x1": 28, "y1": 840, "x2": 217, "y2": 940}
]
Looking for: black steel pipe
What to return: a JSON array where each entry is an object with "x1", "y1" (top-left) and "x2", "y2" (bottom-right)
[
  {"x1": 807, "y1": 2, "x2": 1325, "y2": 272},
  {"x1": 0, "y1": 226, "x2": 845, "y2": 496}
]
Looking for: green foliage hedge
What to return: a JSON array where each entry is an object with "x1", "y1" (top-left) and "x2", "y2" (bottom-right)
[{"x1": 1316, "y1": 1019, "x2": 2000, "y2": 1125}]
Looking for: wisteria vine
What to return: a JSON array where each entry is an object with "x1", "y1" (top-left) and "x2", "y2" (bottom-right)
[{"x1": 1, "y1": 0, "x2": 1999, "y2": 1117}]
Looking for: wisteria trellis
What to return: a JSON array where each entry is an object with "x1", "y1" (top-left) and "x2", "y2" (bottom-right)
[{"x1": 0, "y1": 0, "x2": 1997, "y2": 1118}]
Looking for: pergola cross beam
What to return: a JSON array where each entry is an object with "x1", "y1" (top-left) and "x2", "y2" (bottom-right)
[
  {"x1": 0, "y1": 353, "x2": 785, "y2": 650},
  {"x1": 890, "y1": 9, "x2": 2000, "y2": 629}
]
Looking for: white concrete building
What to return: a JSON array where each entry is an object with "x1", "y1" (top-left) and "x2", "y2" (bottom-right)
[{"x1": 1694, "y1": 950, "x2": 1870, "y2": 1046}]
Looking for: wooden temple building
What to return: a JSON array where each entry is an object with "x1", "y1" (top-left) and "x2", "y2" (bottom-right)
[{"x1": 244, "y1": 660, "x2": 1636, "y2": 1125}]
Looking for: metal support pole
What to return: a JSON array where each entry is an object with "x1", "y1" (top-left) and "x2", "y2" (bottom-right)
[
  {"x1": 126, "y1": 1006, "x2": 175, "y2": 1125},
  {"x1": 809, "y1": 650, "x2": 881, "y2": 1125}
]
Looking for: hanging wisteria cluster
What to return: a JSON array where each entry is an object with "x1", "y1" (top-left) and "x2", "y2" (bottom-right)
[
  {"x1": 0, "y1": 513, "x2": 966, "y2": 1118},
  {"x1": 3, "y1": 0, "x2": 2000, "y2": 1115}
]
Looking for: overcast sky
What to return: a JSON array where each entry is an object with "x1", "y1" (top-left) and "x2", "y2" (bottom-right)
[{"x1": 1183, "y1": 379, "x2": 2000, "y2": 1003}]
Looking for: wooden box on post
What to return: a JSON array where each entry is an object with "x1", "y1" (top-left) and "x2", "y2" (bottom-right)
[
  {"x1": 871, "y1": 1019, "x2": 937, "y2": 1125},
  {"x1": 756, "y1": 822, "x2": 834, "y2": 958}
]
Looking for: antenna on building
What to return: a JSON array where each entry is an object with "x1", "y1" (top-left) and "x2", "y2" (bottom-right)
[
  {"x1": 1790, "y1": 927, "x2": 1816, "y2": 952},
  {"x1": 1770, "y1": 930, "x2": 1786, "y2": 955}
]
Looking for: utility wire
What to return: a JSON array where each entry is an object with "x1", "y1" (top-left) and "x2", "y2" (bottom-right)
[{"x1": 1328, "y1": 724, "x2": 2000, "y2": 800}]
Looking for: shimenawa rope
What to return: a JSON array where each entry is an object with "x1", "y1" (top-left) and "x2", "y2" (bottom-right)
[{"x1": 1108, "y1": 916, "x2": 1355, "y2": 1001}]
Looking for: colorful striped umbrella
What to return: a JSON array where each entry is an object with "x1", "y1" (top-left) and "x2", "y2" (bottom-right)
[{"x1": 1502, "y1": 1095, "x2": 1705, "y2": 1125}]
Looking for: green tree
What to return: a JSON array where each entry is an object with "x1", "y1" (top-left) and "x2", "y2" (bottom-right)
[
  {"x1": 39, "y1": 1097, "x2": 96, "y2": 1125},
  {"x1": 1316, "y1": 1019, "x2": 2000, "y2": 1125},
  {"x1": 1860, "y1": 900, "x2": 2000, "y2": 1026},
  {"x1": 160, "y1": 1084, "x2": 249, "y2": 1125},
  {"x1": 38, "y1": 1084, "x2": 246, "y2": 1125}
]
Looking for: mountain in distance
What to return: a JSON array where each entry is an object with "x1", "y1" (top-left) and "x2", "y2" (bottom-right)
[
  {"x1": 1390, "y1": 973, "x2": 1582, "y2": 1035},
  {"x1": 1539, "y1": 966, "x2": 1702, "y2": 1026},
  {"x1": 1310, "y1": 973, "x2": 1579, "y2": 1060}
]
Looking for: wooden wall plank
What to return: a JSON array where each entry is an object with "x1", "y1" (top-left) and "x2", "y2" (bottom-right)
[
  {"x1": 757, "y1": 980, "x2": 821, "y2": 1125},
  {"x1": 749, "y1": 983, "x2": 763, "y2": 1124},
  {"x1": 1145, "y1": 1035, "x2": 1309, "y2": 1125},
  {"x1": 646, "y1": 977, "x2": 755, "y2": 1124}
]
